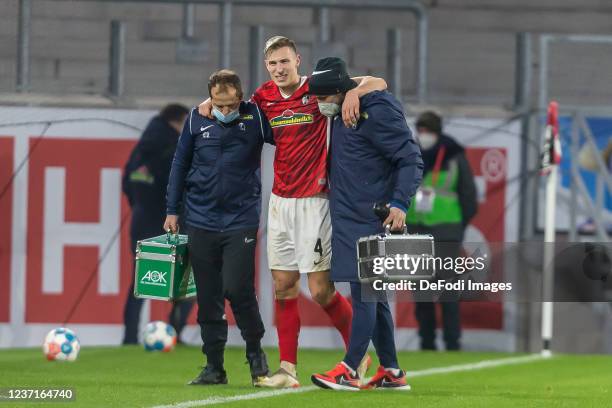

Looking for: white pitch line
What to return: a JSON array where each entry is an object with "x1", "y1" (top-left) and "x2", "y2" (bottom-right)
[
  {"x1": 409, "y1": 354, "x2": 546, "y2": 377},
  {"x1": 148, "y1": 354, "x2": 548, "y2": 408},
  {"x1": 148, "y1": 386, "x2": 316, "y2": 408}
]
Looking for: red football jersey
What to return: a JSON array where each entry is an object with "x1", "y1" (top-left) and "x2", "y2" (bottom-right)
[{"x1": 252, "y1": 78, "x2": 328, "y2": 198}]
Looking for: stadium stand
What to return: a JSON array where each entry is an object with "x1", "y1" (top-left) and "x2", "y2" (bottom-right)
[{"x1": 1, "y1": 0, "x2": 612, "y2": 105}]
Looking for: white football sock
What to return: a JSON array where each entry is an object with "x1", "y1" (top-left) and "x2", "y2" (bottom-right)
[{"x1": 280, "y1": 360, "x2": 297, "y2": 377}]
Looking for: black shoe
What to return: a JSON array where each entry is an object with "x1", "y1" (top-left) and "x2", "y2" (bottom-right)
[
  {"x1": 246, "y1": 350, "x2": 269, "y2": 382},
  {"x1": 188, "y1": 365, "x2": 228, "y2": 385}
]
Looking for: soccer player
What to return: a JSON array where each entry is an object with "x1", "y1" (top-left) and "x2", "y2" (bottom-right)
[
  {"x1": 199, "y1": 36, "x2": 387, "y2": 388},
  {"x1": 308, "y1": 57, "x2": 423, "y2": 391}
]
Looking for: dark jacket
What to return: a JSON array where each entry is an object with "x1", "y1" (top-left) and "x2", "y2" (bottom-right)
[
  {"x1": 122, "y1": 116, "x2": 180, "y2": 247},
  {"x1": 408, "y1": 134, "x2": 478, "y2": 242},
  {"x1": 166, "y1": 102, "x2": 273, "y2": 232},
  {"x1": 329, "y1": 90, "x2": 423, "y2": 282}
]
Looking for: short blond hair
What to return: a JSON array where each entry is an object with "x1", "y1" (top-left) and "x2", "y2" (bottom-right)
[{"x1": 264, "y1": 36, "x2": 298, "y2": 58}]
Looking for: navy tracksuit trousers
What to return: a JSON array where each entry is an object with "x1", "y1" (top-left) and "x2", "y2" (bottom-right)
[{"x1": 343, "y1": 282, "x2": 399, "y2": 371}]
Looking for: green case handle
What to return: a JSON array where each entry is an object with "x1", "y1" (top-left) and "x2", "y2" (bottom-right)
[{"x1": 166, "y1": 230, "x2": 180, "y2": 244}]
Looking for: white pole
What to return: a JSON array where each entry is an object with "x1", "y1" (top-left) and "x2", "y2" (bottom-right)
[
  {"x1": 541, "y1": 163, "x2": 557, "y2": 358},
  {"x1": 540, "y1": 100, "x2": 559, "y2": 358}
]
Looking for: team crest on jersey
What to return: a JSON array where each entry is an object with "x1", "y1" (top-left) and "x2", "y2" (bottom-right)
[
  {"x1": 302, "y1": 95, "x2": 309, "y2": 105},
  {"x1": 269, "y1": 109, "x2": 314, "y2": 128}
]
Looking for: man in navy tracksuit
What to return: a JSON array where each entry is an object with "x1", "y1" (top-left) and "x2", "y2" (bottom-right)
[
  {"x1": 165, "y1": 70, "x2": 273, "y2": 386},
  {"x1": 308, "y1": 58, "x2": 423, "y2": 391}
]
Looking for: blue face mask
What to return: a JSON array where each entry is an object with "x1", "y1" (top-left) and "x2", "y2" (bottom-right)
[{"x1": 212, "y1": 107, "x2": 240, "y2": 124}]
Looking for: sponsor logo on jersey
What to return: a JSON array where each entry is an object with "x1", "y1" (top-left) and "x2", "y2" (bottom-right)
[
  {"x1": 269, "y1": 109, "x2": 314, "y2": 128},
  {"x1": 239, "y1": 122, "x2": 246, "y2": 131},
  {"x1": 239, "y1": 114, "x2": 254, "y2": 120}
]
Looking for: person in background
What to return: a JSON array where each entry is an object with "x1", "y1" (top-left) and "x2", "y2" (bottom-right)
[
  {"x1": 406, "y1": 111, "x2": 478, "y2": 351},
  {"x1": 122, "y1": 103, "x2": 194, "y2": 345}
]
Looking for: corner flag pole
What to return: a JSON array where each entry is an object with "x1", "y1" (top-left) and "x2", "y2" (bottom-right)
[{"x1": 541, "y1": 101, "x2": 561, "y2": 357}]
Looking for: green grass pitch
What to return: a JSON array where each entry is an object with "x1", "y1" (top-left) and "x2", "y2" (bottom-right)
[{"x1": 0, "y1": 346, "x2": 610, "y2": 407}]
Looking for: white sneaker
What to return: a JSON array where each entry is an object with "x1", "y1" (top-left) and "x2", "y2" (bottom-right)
[{"x1": 254, "y1": 361, "x2": 300, "y2": 388}]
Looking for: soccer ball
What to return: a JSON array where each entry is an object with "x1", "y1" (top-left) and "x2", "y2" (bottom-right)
[
  {"x1": 143, "y1": 321, "x2": 177, "y2": 352},
  {"x1": 43, "y1": 327, "x2": 80, "y2": 362}
]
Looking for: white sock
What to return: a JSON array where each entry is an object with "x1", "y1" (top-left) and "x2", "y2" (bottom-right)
[
  {"x1": 385, "y1": 367, "x2": 401, "y2": 376},
  {"x1": 341, "y1": 361, "x2": 357, "y2": 377}
]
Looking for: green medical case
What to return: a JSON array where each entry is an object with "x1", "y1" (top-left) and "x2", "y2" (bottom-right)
[{"x1": 134, "y1": 233, "x2": 196, "y2": 301}]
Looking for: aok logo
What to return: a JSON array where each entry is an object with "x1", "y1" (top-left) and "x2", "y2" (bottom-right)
[{"x1": 141, "y1": 270, "x2": 168, "y2": 286}]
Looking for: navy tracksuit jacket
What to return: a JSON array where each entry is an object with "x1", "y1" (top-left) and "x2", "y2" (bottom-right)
[
  {"x1": 166, "y1": 102, "x2": 273, "y2": 231},
  {"x1": 329, "y1": 90, "x2": 423, "y2": 283}
]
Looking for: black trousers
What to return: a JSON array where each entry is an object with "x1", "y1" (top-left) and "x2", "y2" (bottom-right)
[
  {"x1": 407, "y1": 230, "x2": 463, "y2": 351},
  {"x1": 414, "y1": 301, "x2": 461, "y2": 350},
  {"x1": 188, "y1": 226, "x2": 265, "y2": 368}
]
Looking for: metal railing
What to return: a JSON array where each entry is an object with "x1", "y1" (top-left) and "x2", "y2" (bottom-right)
[
  {"x1": 547, "y1": 36, "x2": 612, "y2": 243},
  {"x1": 14, "y1": 0, "x2": 429, "y2": 102}
]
